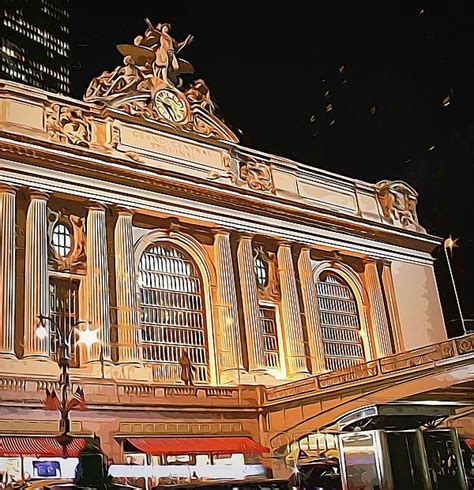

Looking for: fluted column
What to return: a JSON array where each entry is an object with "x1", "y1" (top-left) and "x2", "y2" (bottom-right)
[
  {"x1": 114, "y1": 208, "x2": 140, "y2": 364},
  {"x1": 23, "y1": 190, "x2": 50, "y2": 358},
  {"x1": 86, "y1": 203, "x2": 111, "y2": 362},
  {"x1": 214, "y1": 229, "x2": 244, "y2": 376},
  {"x1": 364, "y1": 261, "x2": 393, "y2": 358},
  {"x1": 298, "y1": 248, "x2": 326, "y2": 373},
  {"x1": 381, "y1": 261, "x2": 404, "y2": 353},
  {"x1": 237, "y1": 234, "x2": 265, "y2": 371},
  {"x1": 0, "y1": 184, "x2": 16, "y2": 356},
  {"x1": 277, "y1": 242, "x2": 309, "y2": 377}
]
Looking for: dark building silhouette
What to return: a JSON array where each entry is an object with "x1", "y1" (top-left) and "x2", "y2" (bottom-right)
[{"x1": 1, "y1": 0, "x2": 70, "y2": 94}]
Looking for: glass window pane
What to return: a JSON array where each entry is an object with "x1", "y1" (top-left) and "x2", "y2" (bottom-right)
[
  {"x1": 315, "y1": 272, "x2": 365, "y2": 371},
  {"x1": 52, "y1": 223, "x2": 72, "y2": 257},
  {"x1": 138, "y1": 244, "x2": 208, "y2": 384}
]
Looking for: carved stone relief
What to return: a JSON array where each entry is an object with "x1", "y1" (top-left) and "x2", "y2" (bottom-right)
[
  {"x1": 375, "y1": 180, "x2": 425, "y2": 232},
  {"x1": 47, "y1": 209, "x2": 87, "y2": 272},
  {"x1": 83, "y1": 20, "x2": 238, "y2": 143},
  {"x1": 45, "y1": 103, "x2": 92, "y2": 148},
  {"x1": 208, "y1": 152, "x2": 276, "y2": 194}
]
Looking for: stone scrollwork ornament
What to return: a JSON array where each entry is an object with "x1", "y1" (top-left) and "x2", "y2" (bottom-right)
[
  {"x1": 208, "y1": 152, "x2": 276, "y2": 194},
  {"x1": 375, "y1": 180, "x2": 425, "y2": 232},
  {"x1": 84, "y1": 19, "x2": 238, "y2": 143},
  {"x1": 238, "y1": 154, "x2": 276, "y2": 193},
  {"x1": 45, "y1": 103, "x2": 92, "y2": 148}
]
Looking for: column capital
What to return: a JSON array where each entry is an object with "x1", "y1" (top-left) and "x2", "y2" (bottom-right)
[
  {"x1": 213, "y1": 227, "x2": 232, "y2": 237},
  {"x1": 236, "y1": 231, "x2": 254, "y2": 241},
  {"x1": 0, "y1": 183, "x2": 17, "y2": 194},
  {"x1": 29, "y1": 189, "x2": 50, "y2": 201},
  {"x1": 88, "y1": 200, "x2": 108, "y2": 212},
  {"x1": 277, "y1": 239, "x2": 292, "y2": 249},
  {"x1": 116, "y1": 206, "x2": 135, "y2": 217}
]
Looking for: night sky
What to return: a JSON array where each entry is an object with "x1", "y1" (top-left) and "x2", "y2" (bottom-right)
[{"x1": 70, "y1": 3, "x2": 473, "y2": 337}]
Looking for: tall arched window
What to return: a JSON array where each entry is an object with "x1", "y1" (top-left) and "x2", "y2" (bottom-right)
[
  {"x1": 139, "y1": 244, "x2": 208, "y2": 383},
  {"x1": 315, "y1": 272, "x2": 365, "y2": 371}
]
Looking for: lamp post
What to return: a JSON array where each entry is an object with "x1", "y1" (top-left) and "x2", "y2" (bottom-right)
[
  {"x1": 36, "y1": 314, "x2": 99, "y2": 457},
  {"x1": 443, "y1": 236, "x2": 467, "y2": 336}
]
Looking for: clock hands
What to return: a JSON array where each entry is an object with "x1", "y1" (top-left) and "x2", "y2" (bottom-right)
[{"x1": 161, "y1": 100, "x2": 176, "y2": 121}]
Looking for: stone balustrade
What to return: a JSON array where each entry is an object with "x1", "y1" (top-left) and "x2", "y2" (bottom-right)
[{"x1": 0, "y1": 333, "x2": 471, "y2": 408}]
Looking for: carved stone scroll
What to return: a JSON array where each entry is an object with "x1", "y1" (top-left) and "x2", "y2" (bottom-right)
[
  {"x1": 45, "y1": 103, "x2": 92, "y2": 148},
  {"x1": 375, "y1": 180, "x2": 425, "y2": 232}
]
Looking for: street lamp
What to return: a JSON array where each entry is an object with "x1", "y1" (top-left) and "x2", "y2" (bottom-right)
[
  {"x1": 36, "y1": 314, "x2": 98, "y2": 457},
  {"x1": 443, "y1": 236, "x2": 467, "y2": 336}
]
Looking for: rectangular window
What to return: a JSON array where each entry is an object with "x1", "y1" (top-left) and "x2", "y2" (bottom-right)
[
  {"x1": 259, "y1": 305, "x2": 280, "y2": 369},
  {"x1": 49, "y1": 278, "x2": 80, "y2": 367}
]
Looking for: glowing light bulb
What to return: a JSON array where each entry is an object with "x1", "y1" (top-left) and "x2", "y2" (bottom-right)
[
  {"x1": 35, "y1": 325, "x2": 48, "y2": 340},
  {"x1": 76, "y1": 325, "x2": 99, "y2": 350}
]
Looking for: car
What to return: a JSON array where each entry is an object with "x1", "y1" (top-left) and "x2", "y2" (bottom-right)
[{"x1": 289, "y1": 458, "x2": 342, "y2": 490}]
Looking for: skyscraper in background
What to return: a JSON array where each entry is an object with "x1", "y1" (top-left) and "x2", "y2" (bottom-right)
[{"x1": 1, "y1": 0, "x2": 70, "y2": 94}]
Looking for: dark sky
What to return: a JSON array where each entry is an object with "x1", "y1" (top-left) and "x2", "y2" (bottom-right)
[{"x1": 70, "y1": 3, "x2": 473, "y2": 337}]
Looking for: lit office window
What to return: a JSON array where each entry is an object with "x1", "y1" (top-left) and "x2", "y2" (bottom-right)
[
  {"x1": 315, "y1": 272, "x2": 365, "y2": 371},
  {"x1": 139, "y1": 244, "x2": 208, "y2": 383}
]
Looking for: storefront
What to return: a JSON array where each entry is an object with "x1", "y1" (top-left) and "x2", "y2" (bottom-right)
[
  {"x1": 109, "y1": 436, "x2": 268, "y2": 488},
  {"x1": 0, "y1": 435, "x2": 88, "y2": 483}
]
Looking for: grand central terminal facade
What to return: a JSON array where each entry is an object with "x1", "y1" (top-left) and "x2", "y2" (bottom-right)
[{"x1": 0, "y1": 21, "x2": 473, "y2": 488}]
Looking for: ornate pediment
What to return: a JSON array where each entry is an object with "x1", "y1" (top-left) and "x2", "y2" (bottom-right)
[{"x1": 84, "y1": 20, "x2": 238, "y2": 143}]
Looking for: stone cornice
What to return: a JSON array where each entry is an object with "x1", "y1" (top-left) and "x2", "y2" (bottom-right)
[{"x1": 0, "y1": 136, "x2": 441, "y2": 258}]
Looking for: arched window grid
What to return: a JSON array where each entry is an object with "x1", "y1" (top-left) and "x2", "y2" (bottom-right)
[
  {"x1": 52, "y1": 222, "x2": 72, "y2": 258},
  {"x1": 139, "y1": 244, "x2": 208, "y2": 383},
  {"x1": 315, "y1": 272, "x2": 366, "y2": 371}
]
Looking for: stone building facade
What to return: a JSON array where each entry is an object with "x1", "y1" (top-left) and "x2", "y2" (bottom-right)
[{"x1": 0, "y1": 22, "x2": 471, "y2": 479}]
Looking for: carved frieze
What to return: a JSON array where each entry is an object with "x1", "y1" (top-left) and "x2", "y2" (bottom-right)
[
  {"x1": 375, "y1": 180, "x2": 425, "y2": 232},
  {"x1": 45, "y1": 103, "x2": 92, "y2": 148}
]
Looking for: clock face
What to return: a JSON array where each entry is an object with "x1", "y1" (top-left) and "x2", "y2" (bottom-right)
[{"x1": 154, "y1": 89, "x2": 187, "y2": 123}]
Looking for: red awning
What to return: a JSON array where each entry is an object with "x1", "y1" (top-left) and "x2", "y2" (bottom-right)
[
  {"x1": 0, "y1": 436, "x2": 87, "y2": 457},
  {"x1": 126, "y1": 436, "x2": 269, "y2": 456}
]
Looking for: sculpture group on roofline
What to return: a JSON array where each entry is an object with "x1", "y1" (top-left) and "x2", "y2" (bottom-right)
[{"x1": 84, "y1": 19, "x2": 236, "y2": 142}]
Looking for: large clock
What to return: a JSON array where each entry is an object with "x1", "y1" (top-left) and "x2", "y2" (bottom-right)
[{"x1": 154, "y1": 89, "x2": 188, "y2": 123}]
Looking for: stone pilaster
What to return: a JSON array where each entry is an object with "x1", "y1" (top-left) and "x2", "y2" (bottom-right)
[
  {"x1": 381, "y1": 261, "x2": 404, "y2": 353},
  {"x1": 298, "y1": 248, "x2": 326, "y2": 373},
  {"x1": 213, "y1": 229, "x2": 244, "y2": 379},
  {"x1": 114, "y1": 208, "x2": 140, "y2": 364},
  {"x1": 86, "y1": 203, "x2": 111, "y2": 362},
  {"x1": 0, "y1": 184, "x2": 16, "y2": 356},
  {"x1": 23, "y1": 190, "x2": 50, "y2": 358},
  {"x1": 364, "y1": 261, "x2": 393, "y2": 358},
  {"x1": 237, "y1": 234, "x2": 265, "y2": 371},
  {"x1": 277, "y1": 242, "x2": 309, "y2": 377}
]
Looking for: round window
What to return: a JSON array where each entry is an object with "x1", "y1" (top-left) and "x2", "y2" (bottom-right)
[{"x1": 52, "y1": 223, "x2": 72, "y2": 257}]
